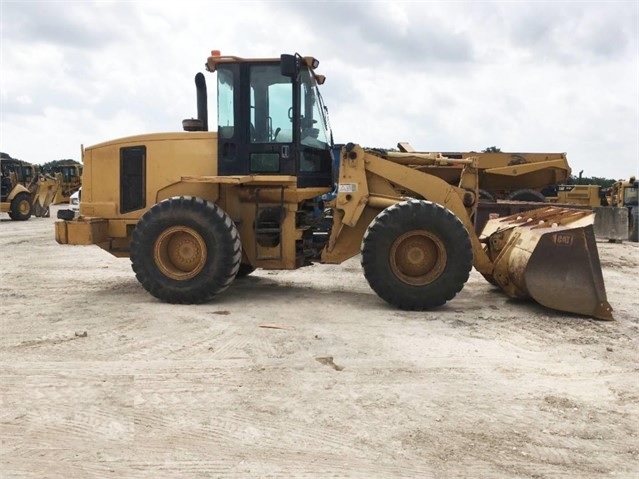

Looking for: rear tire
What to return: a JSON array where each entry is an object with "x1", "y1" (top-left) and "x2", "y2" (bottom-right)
[
  {"x1": 130, "y1": 196, "x2": 241, "y2": 304},
  {"x1": 236, "y1": 263, "x2": 256, "y2": 278},
  {"x1": 361, "y1": 200, "x2": 473, "y2": 310},
  {"x1": 507, "y1": 189, "x2": 546, "y2": 202},
  {"x1": 9, "y1": 192, "x2": 32, "y2": 221}
]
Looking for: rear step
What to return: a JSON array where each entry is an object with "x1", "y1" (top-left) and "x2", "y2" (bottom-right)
[{"x1": 254, "y1": 187, "x2": 284, "y2": 261}]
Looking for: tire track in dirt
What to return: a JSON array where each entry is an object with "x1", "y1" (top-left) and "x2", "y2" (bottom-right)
[
  {"x1": 2, "y1": 374, "x2": 134, "y2": 471},
  {"x1": 3, "y1": 213, "x2": 638, "y2": 478}
]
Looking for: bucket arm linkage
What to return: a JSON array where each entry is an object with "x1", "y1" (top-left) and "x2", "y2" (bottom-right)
[{"x1": 322, "y1": 143, "x2": 493, "y2": 275}]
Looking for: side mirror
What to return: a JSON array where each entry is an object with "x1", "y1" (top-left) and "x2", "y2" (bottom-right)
[{"x1": 280, "y1": 54, "x2": 298, "y2": 78}]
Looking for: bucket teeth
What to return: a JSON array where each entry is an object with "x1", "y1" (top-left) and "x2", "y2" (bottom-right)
[{"x1": 482, "y1": 207, "x2": 613, "y2": 320}]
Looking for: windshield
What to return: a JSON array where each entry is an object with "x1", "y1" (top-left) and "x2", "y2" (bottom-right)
[
  {"x1": 623, "y1": 184, "x2": 638, "y2": 206},
  {"x1": 299, "y1": 67, "x2": 331, "y2": 149}
]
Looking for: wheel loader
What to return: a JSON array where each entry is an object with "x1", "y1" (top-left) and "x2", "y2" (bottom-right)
[
  {"x1": 50, "y1": 160, "x2": 82, "y2": 205},
  {"x1": 1, "y1": 156, "x2": 62, "y2": 220},
  {"x1": 54, "y1": 51, "x2": 613, "y2": 320},
  {"x1": 1, "y1": 168, "x2": 33, "y2": 220}
]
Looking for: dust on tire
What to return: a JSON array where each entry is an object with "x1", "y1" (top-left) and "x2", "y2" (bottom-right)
[
  {"x1": 361, "y1": 199, "x2": 473, "y2": 310},
  {"x1": 130, "y1": 196, "x2": 241, "y2": 304}
]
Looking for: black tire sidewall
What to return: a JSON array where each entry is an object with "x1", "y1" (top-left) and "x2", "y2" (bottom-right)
[
  {"x1": 361, "y1": 200, "x2": 472, "y2": 310},
  {"x1": 11, "y1": 192, "x2": 32, "y2": 221},
  {"x1": 236, "y1": 263, "x2": 256, "y2": 278},
  {"x1": 131, "y1": 197, "x2": 240, "y2": 303},
  {"x1": 507, "y1": 189, "x2": 546, "y2": 202}
]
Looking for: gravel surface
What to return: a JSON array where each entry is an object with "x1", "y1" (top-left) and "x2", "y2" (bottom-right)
[{"x1": 1, "y1": 207, "x2": 638, "y2": 478}]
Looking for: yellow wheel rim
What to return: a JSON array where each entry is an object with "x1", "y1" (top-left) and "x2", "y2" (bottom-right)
[
  {"x1": 18, "y1": 199, "x2": 30, "y2": 215},
  {"x1": 153, "y1": 226, "x2": 207, "y2": 280},
  {"x1": 389, "y1": 230, "x2": 447, "y2": 286}
]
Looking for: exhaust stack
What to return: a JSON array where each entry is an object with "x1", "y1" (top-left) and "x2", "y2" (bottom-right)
[
  {"x1": 195, "y1": 72, "x2": 208, "y2": 131},
  {"x1": 183, "y1": 73, "x2": 209, "y2": 132}
]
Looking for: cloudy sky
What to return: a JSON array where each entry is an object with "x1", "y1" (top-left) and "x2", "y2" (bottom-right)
[{"x1": 1, "y1": 0, "x2": 637, "y2": 180}]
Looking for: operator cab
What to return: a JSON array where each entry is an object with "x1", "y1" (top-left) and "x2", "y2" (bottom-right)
[
  {"x1": 623, "y1": 178, "x2": 638, "y2": 207},
  {"x1": 206, "y1": 52, "x2": 333, "y2": 188}
]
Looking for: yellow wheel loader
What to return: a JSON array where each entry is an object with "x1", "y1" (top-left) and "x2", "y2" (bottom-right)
[
  {"x1": 50, "y1": 160, "x2": 82, "y2": 204},
  {"x1": 1, "y1": 156, "x2": 62, "y2": 220},
  {"x1": 1, "y1": 155, "x2": 35, "y2": 220},
  {"x1": 30, "y1": 173, "x2": 63, "y2": 218},
  {"x1": 1, "y1": 178, "x2": 33, "y2": 221},
  {"x1": 54, "y1": 52, "x2": 613, "y2": 320}
]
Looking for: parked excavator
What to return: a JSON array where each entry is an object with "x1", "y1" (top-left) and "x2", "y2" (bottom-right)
[{"x1": 54, "y1": 51, "x2": 613, "y2": 320}]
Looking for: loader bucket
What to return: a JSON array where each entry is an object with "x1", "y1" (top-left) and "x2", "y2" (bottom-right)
[
  {"x1": 32, "y1": 175, "x2": 61, "y2": 217},
  {"x1": 481, "y1": 207, "x2": 613, "y2": 320}
]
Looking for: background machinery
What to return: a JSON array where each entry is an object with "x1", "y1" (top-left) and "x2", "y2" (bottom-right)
[
  {"x1": 538, "y1": 177, "x2": 637, "y2": 242},
  {"x1": 1, "y1": 156, "x2": 34, "y2": 220},
  {"x1": 395, "y1": 143, "x2": 571, "y2": 202},
  {"x1": 1, "y1": 153, "x2": 61, "y2": 220},
  {"x1": 49, "y1": 160, "x2": 83, "y2": 204},
  {"x1": 604, "y1": 176, "x2": 638, "y2": 242},
  {"x1": 54, "y1": 52, "x2": 613, "y2": 320},
  {"x1": 544, "y1": 184, "x2": 605, "y2": 207}
]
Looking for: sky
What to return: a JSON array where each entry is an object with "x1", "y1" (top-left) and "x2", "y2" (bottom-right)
[{"x1": 1, "y1": 0, "x2": 638, "y2": 180}]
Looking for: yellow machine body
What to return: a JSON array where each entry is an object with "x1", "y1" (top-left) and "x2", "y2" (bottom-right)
[
  {"x1": 54, "y1": 52, "x2": 612, "y2": 320},
  {"x1": 51, "y1": 161, "x2": 83, "y2": 204},
  {"x1": 546, "y1": 184, "x2": 603, "y2": 207},
  {"x1": 2, "y1": 158, "x2": 62, "y2": 220},
  {"x1": 397, "y1": 143, "x2": 570, "y2": 200}
]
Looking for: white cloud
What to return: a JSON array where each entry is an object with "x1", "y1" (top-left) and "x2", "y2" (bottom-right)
[
  {"x1": 15, "y1": 95, "x2": 32, "y2": 105},
  {"x1": 0, "y1": 0, "x2": 637, "y2": 179}
]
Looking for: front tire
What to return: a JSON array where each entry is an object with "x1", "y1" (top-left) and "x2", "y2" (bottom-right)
[
  {"x1": 361, "y1": 200, "x2": 473, "y2": 310},
  {"x1": 130, "y1": 196, "x2": 241, "y2": 304},
  {"x1": 9, "y1": 192, "x2": 32, "y2": 221}
]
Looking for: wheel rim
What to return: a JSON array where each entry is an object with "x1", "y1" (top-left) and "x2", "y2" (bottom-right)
[
  {"x1": 154, "y1": 226, "x2": 207, "y2": 280},
  {"x1": 18, "y1": 199, "x2": 30, "y2": 215},
  {"x1": 389, "y1": 230, "x2": 447, "y2": 286}
]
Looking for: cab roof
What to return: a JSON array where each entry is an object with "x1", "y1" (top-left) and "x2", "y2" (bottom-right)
[{"x1": 205, "y1": 50, "x2": 320, "y2": 73}]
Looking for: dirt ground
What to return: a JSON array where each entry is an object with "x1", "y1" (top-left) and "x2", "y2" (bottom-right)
[{"x1": 1, "y1": 206, "x2": 638, "y2": 479}]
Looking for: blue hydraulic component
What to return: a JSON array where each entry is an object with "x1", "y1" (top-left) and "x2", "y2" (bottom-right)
[
  {"x1": 320, "y1": 143, "x2": 344, "y2": 203},
  {"x1": 310, "y1": 144, "x2": 344, "y2": 229}
]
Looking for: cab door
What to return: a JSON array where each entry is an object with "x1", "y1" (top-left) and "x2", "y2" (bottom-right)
[
  {"x1": 217, "y1": 62, "x2": 295, "y2": 177},
  {"x1": 246, "y1": 63, "x2": 296, "y2": 176}
]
